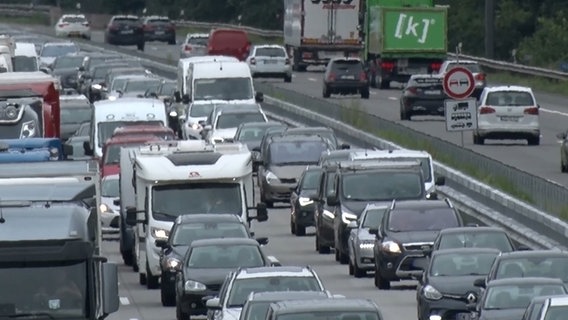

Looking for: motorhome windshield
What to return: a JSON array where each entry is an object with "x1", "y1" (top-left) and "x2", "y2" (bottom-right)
[
  {"x1": 0, "y1": 261, "x2": 87, "y2": 317},
  {"x1": 193, "y1": 77, "x2": 253, "y2": 101},
  {"x1": 61, "y1": 106, "x2": 91, "y2": 125},
  {"x1": 12, "y1": 56, "x2": 38, "y2": 72},
  {"x1": 97, "y1": 121, "x2": 163, "y2": 147},
  {"x1": 102, "y1": 177, "x2": 119, "y2": 197},
  {"x1": 152, "y1": 183, "x2": 242, "y2": 220},
  {"x1": 341, "y1": 171, "x2": 423, "y2": 201}
]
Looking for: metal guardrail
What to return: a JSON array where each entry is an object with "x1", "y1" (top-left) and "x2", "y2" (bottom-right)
[{"x1": 1, "y1": 3, "x2": 568, "y2": 81}]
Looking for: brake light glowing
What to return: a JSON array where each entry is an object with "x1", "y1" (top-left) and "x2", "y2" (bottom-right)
[
  {"x1": 430, "y1": 62, "x2": 442, "y2": 72},
  {"x1": 184, "y1": 45, "x2": 192, "y2": 51},
  {"x1": 406, "y1": 87, "x2": 418, "y2": 94},
  {"x1": 359, "y1": 71, "x2": 367, "y2": 82},
  {"x1": 381, "y1": 62, "x2": 395, "y2": 71},
  {"x1": 328, "y1": 72, "x2": 336, "y2": 81},
  {"x1": 479, "y1": 106, "x2": 496, "y2": 114},
  {"x1": 109, "y1": 25, "x2": 118, "y2": 31},
  {"x1": 58, "y1": 23, "x2": 69, "y2": 28},
  {"x1": 524, "y1": 107, "x2": 539, "y2": 115},
  {"x1": 475, "y1": 73, "x2": 486, "y2": 81}
]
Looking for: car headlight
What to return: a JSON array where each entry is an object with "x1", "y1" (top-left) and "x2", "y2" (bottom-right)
[
  {"x1": 359, "y1": 240, "x2": 375, "y2": 249},
  {"x1": 99, "y1": 203, "x2": 113, "y2": 213},
  {"x1": 20, "y1": 120, "x2": 36, "y2": 138},
  {"x1": 423, "y1": 285, "x2": 443, "y2": 300},
  {"x1": 298, "y1": 197, "x2": 313, "y2": 206},
  {"x1": 191, "y1": 123, "x2": 202, "y2": 130},
  {"x1": 380, "y1": 241, "x2": 401, "y2": 253},
  {"x1": 108, "y1": 96, "x2": 117, "y2": 101},
  {"x1": 92, "y1": 84, "x2": 102, "y2": 90},
  {"x1": 212, "y1": 137, "x2": 224, "y2": 144},
  {"x1": 169, "y1": 110, "x2": 178, "y2": 117},
  {"x1": 151, "y1": 227, "x2": 170, "y2": 239},
  {"x1": 184, "y1": 280, "x2": 206, "y2": 292},
  {"x1": 166, "y1": 257, "x2": 181, "y2": 271},
  {"x1": 49, "y1": 147, "x2": 59, "y2": 160},
  {"x1": 266, "y1": 171, "x2": 279, "y2": 184},
  {"x1": 341, "y1": 211, "x2": 357, "y2": 224}
]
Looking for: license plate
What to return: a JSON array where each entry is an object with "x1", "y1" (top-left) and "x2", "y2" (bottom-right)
[
  {"x1": 500, "y1": 116, "x2": 520, "y2": 122},
  {"x1": 121, "y1": 30, "x2": 133, "y2": 34},
  {"x1": 424, "y1": 90, "x2": 441, "y2": 95},
  {"x1": 341, "y1": 75, "x2": 355, "y2": 80},
  {"x1": 155, "y1": 31, "x2": 164, "y2": 35},
  {"x1": 264, "y1": 60, "x2": 277, "y2": 64},
  {"x1": 398, "y1": 58, "x2": 409, "y2": 68},
  {"x1": 407, "y1": 67, "x2": 427, "y2": 74}
]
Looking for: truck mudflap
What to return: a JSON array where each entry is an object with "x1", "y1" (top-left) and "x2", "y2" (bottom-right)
[{"x1": 367, "y1": 57, "x2": 444, "y2": 89}]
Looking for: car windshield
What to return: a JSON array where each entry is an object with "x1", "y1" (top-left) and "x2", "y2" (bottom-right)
[
  {"x1": 12, "y1": 56, "x2": 38, "y2": 72},
  {"x1": 430, "y1": 252, "x2": 498, "y2": 276},
  {"x1": 124, "y1": 79, "x2": 161, "y2": 93},
  {"x1": 187, "y1": 244, "x2": 264, "y2": 268},
  {"x1": 447, "y1": 63, "x2": 481, "y2": 73},
  {"x1": 216, "y1": 113, "x2": 265, "y2": 129},
  {"x1": 237, "y1": 126, "x2": 272, "y2": 141},
  {"x1": 227, "y1": 277, "x2": 322, "y2": 307},
  {"x1": 362, "y1": 208, "x2": 388, "y2": 228},
  {"x1": 332, "y1": 60, "x2": 363, "y2": 73},
  {"x1": 61, "y1": 106, "x2": 91, "y2": 125},
  {"x1": 41, "y1": 45, "x2": 77, "y2": 57},
  {"x1": 277, "y1": 312, "x2": 381, "y2": 320},
  {"x1": 194, "y1": 78, "x2": 253, "y2": 101},
  {"x1": 172, "y1": 222, "x2": 248, "y2": 246},
  {"x1": 544, "y1": 306, "x2": 568, "y2": 320},
  {"x1": 255, "y1": 47, "x2": 286, "y2": 57},
  {"x1": 159, "y1": 82, "x2": 176, "y2": 96},
  {"x1": 97, "y1": 121, "x2": 163, "y2": 147},
  {"x1": 111, "y1": 78, "x2": 128, "y2": 91},
  {"x1": 438, "y1": 232, "x2": 514, "y2": 252},
  {"x1": 0, "y1": 261, "x2": 87, "y2": 317},
  {"x1": 495, "y1": 257, "x2": 568, "y2": 282},
  {"x1": 188, "y1": 37, "x2": 208, "y2": 45},
  {"x1": 388, "y1": 208, "x2": 459, "y2": 232},
  {"x1": 486, "y1": 91, "x2": 535, "y2": 106},
  {"x1": 268, "y1": 141, "x2": 329, "y2": 165},
  {"x1": 483, "y1": 284, "x2": 566, "y2": 310},
  {"x1": 152, "y1": 183, "x2": 242, "y2": 219},
  {"x1": 189, "y1": 104, "x2": 215, "y2": 117},
  {"x1": 301, "y1": 170, "x2": 322, "y2": 190},
  {"x1": 101, "y1": 177, "x2": 119, "y2": 197},
  {"x1": 53, "y1": 56, "x2": 84, "y2": 69},
  {"x1": 341, "y1": 172, "x2": 423, "y2": 201},
  {"x1": 244, "y1": 302, "x2": 273, "y2": 320},
  {"x1": 103, "y1": 143, "x2": 144, "y2": 165}
]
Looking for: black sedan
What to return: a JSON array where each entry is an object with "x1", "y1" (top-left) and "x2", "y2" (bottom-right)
[
  {"x1": 400, "y1": 74, "x2": 446, "y2": 121},
  {"x1": 290, "y1": 165, "x2": 323, "y2": 236},
  {"x1": 416, "y1": 248, "x2": 500, "y2": 320},
  {"x1": 175, "y1": 238, "x2": 277, "y2": 320},
  {"x1": 155, "y1": 214, "x2": 262, "y2": 307}
]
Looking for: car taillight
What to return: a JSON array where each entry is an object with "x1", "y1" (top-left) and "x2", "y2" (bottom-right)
[
  {"x1": 359, "y1": 71, "x2": 367, "y2": 82},
  {"x1": 328, "y1": 72, "x2": 336, "y2": 81},
  {"x1": 58, "y1": 23, "x2": 69, "y2": 28},
  {"x1": 430, "y1": 62, "x2": 442, "y2": 72},
  {"x1": 250, "y1": 58, "x2": 256, "y2": 65},
  {"x1": 381, "y1": 61, "x2": 395, "y2": 71},
  {"x1": 524, "y1": 107, "x2": 539, "y2": 115},
  {"x1": 285, "y1": 58, "x2": 290, "y2": 65},
  {"x1": 184, "y1": 45, "x2": 192, "y2": 51},
  {"x1": 475, "y1": 73, "x2": 486, "y2": 81},
  {"x1": 143, "y1": 24, "x2": 153, "y2": 31},
  {"x1": 109, "y1": 25, "x2": 118, "y2": 31},
  {"x1": 167, "y1": 24, "x2": 175, "y2": 31},
  {"x1": 406, "y1": 87, "x2": 418, "y2": 94},
  {"x1": 479, "y1": 106, "x2": 496, "y2": 114}
]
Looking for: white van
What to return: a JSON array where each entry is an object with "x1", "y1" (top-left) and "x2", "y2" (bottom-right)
[
  {"x1": 13, "y1": 42, "x2": 39, "y2": 72},
  {"x1": 87, "y1": 98, "x2": 169, "y2": 158},
  {"x1": 187, "y1": 61, "x2": 263, "y2": 105},
  {"x1": 175, "y1": 55, "x2": 238, "y2": 98}
]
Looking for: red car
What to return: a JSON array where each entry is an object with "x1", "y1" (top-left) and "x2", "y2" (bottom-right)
[
  {"x1": 101, "y1": 134, "x2": 164, "y2": 177},
  {"x1": 207, "y1": 28, "x2": 251, "y2": 61}
]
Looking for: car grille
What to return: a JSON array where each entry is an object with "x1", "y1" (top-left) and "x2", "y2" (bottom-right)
[
  {"x1": 280, "y1": 178, "x2": 296, "y2": 184},
  {"x1": 403, "y1": 242, "x2": 432, "y2": 251}
]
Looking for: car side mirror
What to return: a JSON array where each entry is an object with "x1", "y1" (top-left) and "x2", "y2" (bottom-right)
[
  {"x1": 125, "y1": 206, "x2": 139, "y2": 226},
  {"x1": 113, "y1": 199, "x2": 120, "y2": 206},
  {"x1": 163, "y1": 97, "x2": 172, "y2": 103},
  {"x1": 182, "y1": 94, "x2": 191, "y2": 104},
  {"x1": 174, "y1": 91, "x2": 181, "y2": 102},
  {"x1": 368, "y1": 228, "x2": 378, "y2": 236},
  {"x1": 155, "y1": 239, "x2": 168, "y2": 249},
  {"x1": 255, "y1": 92, "x2": 264, "y2": 103},
  {"x1": 255, "y1": 203, "x2": 268, "y2": 222},
  {"x1": 474, "y1": 278, "x2": 486, "y2": 288},
  {"x1": 340, "y1": 143, "x2": 350, "y2": 150},
  {"x1": 83, "y1": 141, "x2": 93, "y2": 156},
  {"x1": 256, "y1": 237, "x2": 269, "y2": 245},
  {"x1": 101, "y1": 262, "x2": 119, "y2": 314},
  {"x1": 426, "y1": 192, "x2": 438, "y2": 200},
  {"x1": 40, "y1": 67, "x2": 50, "y2": 74},
  {"x1": 306, "y1": 192, "x2": 319, "y2": 202},
  {"x1": 435, "y1": 176, "x2": 446, "y2": 186},
  {"x1": 517, "y1": 245, "x2": 531, "y2": 251},
  {"x1": 206, "y1": 297, "x2": 221, "y2": 310},
  {"x1": 347, "y1": 221, "x2": 358, "y2": 229},
  {"x1": 423, "y1": 247, "x2": 433, "y2": 257},
  {"x1": 267, "y1": 255, "x2": 281, "y2": 266},
  {"x1": 326, "y1": 192, "x2": 339, "y2": 206}
]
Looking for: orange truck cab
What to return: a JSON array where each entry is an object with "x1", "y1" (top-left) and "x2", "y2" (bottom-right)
[
  {"x1": 0, "y1": 72, "x2": 60, "y2": 138},
  {"x1": 207, "y1": 28, "x2": 251, "y2": 61}
]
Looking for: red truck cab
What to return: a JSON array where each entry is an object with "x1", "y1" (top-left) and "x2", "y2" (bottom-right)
[
  {"x1": 111, "y1": 124, "x2": 176, "y2": 141},
  {"x1": 0, "y1": 72, "x2": 61, "y2": 138},
  {"x1": 101, "y1": 134, "x2": 165, "y2": 177},
  {"x1": 207, "y1": 28, "x2": 251, "y2": 61}
]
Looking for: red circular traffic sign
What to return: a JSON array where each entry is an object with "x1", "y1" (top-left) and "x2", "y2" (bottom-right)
[{"x1": 443, "y1": 66, "x2": 475, "y2": 100}]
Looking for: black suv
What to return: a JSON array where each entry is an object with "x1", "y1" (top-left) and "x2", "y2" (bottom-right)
[
  {"x1": 104, "y1": 15, "x2": 145, "y2": 51},
  {"x1": 142, "y1": 16, "x2": 176, "y2": 45},
  {"x1": 290, "y1": 166, "x2": 323, "y2": 236},
  {"x1": 400, "y1": 74, "x2": 446, "y2": 120},
  {"x1": 322, "y1": 57, "x2": 369, "y2": 99},
  {"x1": 371, "y1": 199, "x2": 464, "y2": 290}
]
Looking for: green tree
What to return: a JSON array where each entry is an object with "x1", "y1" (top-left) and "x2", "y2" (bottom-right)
[{"x1": 518, "y1": 11, "x2": 568, "y2": 68}]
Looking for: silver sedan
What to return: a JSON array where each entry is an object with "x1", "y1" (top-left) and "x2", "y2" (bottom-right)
[{"x1": 347, "y1": 203, "x2": 388, "y2": 277}]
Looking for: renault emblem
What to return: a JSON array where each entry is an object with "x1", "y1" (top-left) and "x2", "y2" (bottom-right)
[{"x1": 466, "y1": 292, "x2": 477, "y2": 303}]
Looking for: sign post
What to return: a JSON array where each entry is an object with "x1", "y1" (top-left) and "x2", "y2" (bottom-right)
[{"x1": 443, "y1": 63, "x2": 477, "y2": 146}]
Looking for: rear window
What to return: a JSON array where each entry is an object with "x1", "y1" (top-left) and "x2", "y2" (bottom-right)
[
  {"x1": 62, "y1": 16, "x2": 86, "y2": 23},
  {"x1": 332, "y1": 60, "x2": 363, "y2": 72},
  {"x1": 113, "y1": 18, "x2": 139, "y2": 25},
  {"x1": 388, "y1": 208, "x2": 459, "y2": 232},
  {"x1": 485, "y1": 91, "x2": 535, "y2": 106},
  {"x1": 255, "y1": 47, "x2": 286, "y2": 57},
  {"x1": 448, "y1": 63, "x2": 481, "y2": 73},
  {"x1": 188, "y1": 37, "x2": 208, "y2": 46},
  {"x1": 147, "y1": 19, "x2": 170, "y2": 25}
]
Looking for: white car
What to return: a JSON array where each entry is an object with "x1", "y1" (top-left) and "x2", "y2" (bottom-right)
[
  {"x1": 38, "y1": 41, "x2": 79, "y2": 68},
  {"x1": 180, "y1": 33, "x2": 208, "y2": 58},
  {"x1": 54, "y1": 14, "x2": 91, "y2": 40},
  {"x1": 205, "y1": 108, "x2": 268, "y2": 144},
  {"x1": 100, "y1": 174, "x2": 120, "y2": 232},
  {"x1": 473, "y1": 86, "x2": 540, "y2": 145},
  {"x1": 246, "y1": 45, "x2": 292, "y2": 82}
]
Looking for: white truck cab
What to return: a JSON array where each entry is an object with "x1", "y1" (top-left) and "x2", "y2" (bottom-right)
[
  {"x1": 175, "y1": 55, "x2": 238, "y2": 100},
  {"x1": 124, "y1": 141, "x2": 268, "y2": 288}
]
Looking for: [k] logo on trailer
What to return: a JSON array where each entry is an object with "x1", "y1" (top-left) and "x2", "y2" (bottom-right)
[{"x1": 312, "y1": 0, "x2": 353, "y2": 4}]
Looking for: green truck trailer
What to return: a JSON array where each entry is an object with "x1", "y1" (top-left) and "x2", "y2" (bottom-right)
[{"x1": 363, "y1": 0, "x2": 447, "y2": 89}]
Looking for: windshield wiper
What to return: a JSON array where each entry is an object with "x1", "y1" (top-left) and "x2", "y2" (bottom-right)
[
  {"x1": 7, "y1": 312, "x2": 55, "y2": 319},
  {"x1": 274, "y1": 161, "x2": 314, "y2": 166},
  {"x1": 153, "y1": 211, "x2": 178, "y2": 221}
]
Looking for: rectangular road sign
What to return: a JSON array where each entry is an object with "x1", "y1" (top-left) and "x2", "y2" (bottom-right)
[{"x1": 445, "y1": 98, "x2": 478, "y2": 132}]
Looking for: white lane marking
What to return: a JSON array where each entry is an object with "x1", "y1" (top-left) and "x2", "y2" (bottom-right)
[
  {"x1": 541, "y1": 107, "x2": 568, "y2": 117},
  {"x1": 120, "y1": 297, "x2": 130, "y2": 305},
  {"x1": 388, "y1": 96, "x2": 398, "y2": 101},
  {"x1": 307, "y1": 77, "x2": 318, "y2": 82},
  {"x1": 370, "y1": 91, "x2": 377, "y2": 95}
]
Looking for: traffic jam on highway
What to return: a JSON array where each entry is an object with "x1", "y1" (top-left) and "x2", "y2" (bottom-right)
[{"x1": 0, "y1": 1, "x2": 567, "y2": 320}]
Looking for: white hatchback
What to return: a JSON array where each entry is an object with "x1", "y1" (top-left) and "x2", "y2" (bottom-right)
[
  {"x1": 473, "y1": 86, "x2": 540, "y2": 145},
  {"x1": 54, "y1": 14, "x2": 91, "y2": 40},
  {"x1": 246, "y1": 45, "x2": 292, "y2": 82}
]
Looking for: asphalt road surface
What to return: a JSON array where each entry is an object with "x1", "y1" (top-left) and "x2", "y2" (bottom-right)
[{"x1": 87, "y1": 30, "x2": 568, "y2": 188}]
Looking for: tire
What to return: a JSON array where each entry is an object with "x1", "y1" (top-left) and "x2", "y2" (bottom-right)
[
  {"x1": 121, "y1": 250, "x2": 133, "y2": 266},
  {"x1": 146, "y1": 263, "x2": 160, "y2": 289},
  {"x1": 335, "y1": 249, "x2": 340, "y2": 261},
  {"x1": 161, "y1": 277, "x2": 176, "y2": 306},
  {"x1": 168, "y1": 38, "x2": 176, "y2": 45},
  {"x1": 353, "y1": 263, "x2": 366, "y2": 278},
  {"x1": 316, "y1": 234, "x2": 331, "y2": 254},
  {"x1": 400, "y1": 108, "x2": 411, "y2": 121},
  {"x1": 348, "y1": 260, "x2": 354, "y2": 275},
  {"x1": 562, "y1": 160, "x2": 568, "y2": 173},
  {"x1": 378, "y1": 75, "x2": 390, "y2": 90},
  {"x1": 323, "y1": 85, "x2": 331, "y2": 98},
  {"x1": 139, "y1": 272, "x2": 147, "y2": 285},
  {"x1": 284, "y1": 74, "x2": 292, "y2": 83},
  {"x1": 339, "y1": 252, "x2": 349, "y2": 265},
  {"x1": 295, "y1": 221, "x2": 306, "y2": 236},
  {"x1": 132, "y1": 249, "x2": 139, "y2": 272},
  {"x1": 374, "y1": 265, "x2": 390, "y2": 290},
  {"x1": 290, "y1": 216, "x2": 296, "y2": 235},
  {"x1": 361, "y1": 89, "x2": 370, "y2": 99},
  {"x1": 137, "y1": 42, "x2": 145, "y2": 51},
  {"x1": 527, "y1": 136, "x2": 540, "y2": 146},
  {"x1": 176, "y1": 303, "x2": 190, "y2": 320}
]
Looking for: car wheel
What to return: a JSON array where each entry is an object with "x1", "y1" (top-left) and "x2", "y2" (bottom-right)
[
  {"x1": 132, "y1": 248, "x2": 139, "y2": 272},
  {"x1": 284, "y1": 74, "x2": 292, "y2": 83},
  {"x1": 137, "y1": 42, "x2": 145, "y2": 51},
  {"x1": 295, "y1": 220, "x2": 306, "y2": 236},
  {"x1": 400, "y1": 108, "x2": 411, "y2": 121},
  {"x1": 562, "y1": 159, "x2": 568, "y2": 173},
  {"x1": 323, "y1": 85, "x2": 331, "y2": 98},
  {"x1": 335, "y1": 249, "x2": 340, "y2": 261},
  {"x1": 348, "y1": 260, "x2": 354, "y2": 275},
  {"x1": 378, "y1": 75, "x2": 390, "y2": 89},
  {"x1": 139, "y1": 272, "x2": 147, "y2": 285},
  {"x1": 146, "y1": 263, "x2": 160, "y2": 289},
  {"x1": 353, "y1": 262, "x2": 366, "y2": 278},
  {"x1": 339, "y1": 252, "x2": 349, "y2": 265},
  {"x1": 290, "y1": 216, "x2": 296, "y2": 235},
  {"x1": 176, "y1": 303, "x2": 190, "y2": 320},
  {"x1": 121, "y1": 250, "x2": 133, "y2": 266},
  {"x1": 161, "y1": 277, "x2": 176, "y2": 306},
  {"x1": 361, "y1": 89, "x2": 370, "y2": 99},
  {"x1": 168, "y1": 38, "x2": 176, "y2": 45},
  {"x1": 374, "y1": 265, "x2": 390, "y2": 290},
  {"x1": 316, "y1": 234, "x2": 330, "y2": 254},
  {"x1": 527, "y1": 136, "x2": 540, "y2": 146}
]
